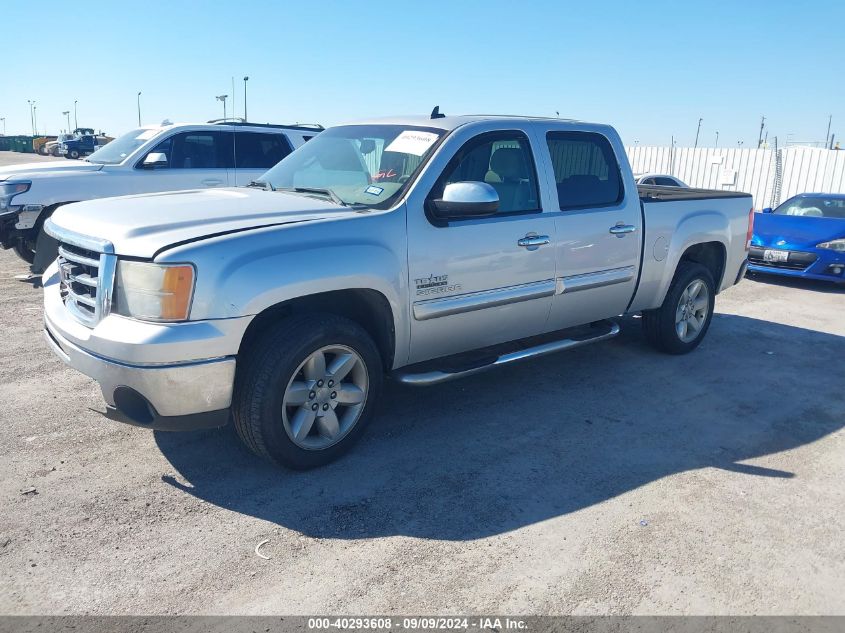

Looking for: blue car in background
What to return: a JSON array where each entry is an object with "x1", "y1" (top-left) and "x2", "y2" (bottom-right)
[{"x1": 748, "y1": 193, "x2": 845, "y2": 286}]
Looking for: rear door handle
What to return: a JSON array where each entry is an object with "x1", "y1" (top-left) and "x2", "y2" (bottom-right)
[
  {"x1": 609, "y1": 223, "x2": 637, "y2": 236},
  {"x1": 201, "y1": 178, "x2": 224, "y2": 187},
  {"x1": 517, "y1": 235, "x2": 550, "y2": 250}
]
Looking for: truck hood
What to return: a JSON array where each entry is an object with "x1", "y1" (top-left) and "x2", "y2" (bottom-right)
[
  {"x1": 0, "y1": 160, "x2": 104, "y2": 181},
  {"x1": 48, "y1": 187, "x2": 361, "y2": 258},
  {"x1": 752, "y1": 212, "x2": 845, "y2": 249}
]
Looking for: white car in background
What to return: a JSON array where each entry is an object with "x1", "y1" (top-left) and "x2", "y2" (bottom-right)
[
  {"x1": 636, "y1": 173, "x2": 688, "y2": 187},
  {"x1": 0, "y1": 120, "x2": 322, "y2": 272}
]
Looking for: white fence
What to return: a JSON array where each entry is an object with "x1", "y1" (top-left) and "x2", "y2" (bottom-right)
[{"x1": 626, "y1": 146, "x2": 845, "y2": 209}]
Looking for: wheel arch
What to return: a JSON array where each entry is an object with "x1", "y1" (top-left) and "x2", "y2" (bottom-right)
[
  {"x1": 677, "y1": 241, "x2": 727, "y2": 290},
  {"x1": 237, "y1": 288, "x2": 397, "y2": 372}
]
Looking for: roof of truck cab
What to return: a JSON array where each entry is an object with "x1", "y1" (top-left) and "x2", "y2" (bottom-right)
[{"x1": 344, "y1": 114, "x2": 587, "y2": 131}]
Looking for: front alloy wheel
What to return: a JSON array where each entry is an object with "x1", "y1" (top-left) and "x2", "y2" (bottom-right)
[
  {"x1": 233, "y1": 313, "x2": 383, "y2": 469},
  {"x1": 282, "y1": 345, "x2": 369, "y2": 450}
]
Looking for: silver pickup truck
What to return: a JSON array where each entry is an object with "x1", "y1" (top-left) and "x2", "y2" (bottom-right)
[{"x1": 43, "y1": 113, "x2": 753, "y2": 468}]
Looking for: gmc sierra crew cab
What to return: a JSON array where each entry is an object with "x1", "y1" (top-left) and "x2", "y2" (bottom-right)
[{"x1": 42, "y1": 113, "x2": 753, "y2": 469}]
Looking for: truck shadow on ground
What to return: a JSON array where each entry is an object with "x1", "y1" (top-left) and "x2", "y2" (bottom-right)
[{"x1": 155, "y1": 314, "x2": 844, "y2": 541}]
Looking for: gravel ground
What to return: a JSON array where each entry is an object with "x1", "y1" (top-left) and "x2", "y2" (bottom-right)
[
  {"x1": 0, "y1": 152, "x2": 64, "y2": 167},
  {"x1": 0, "y1": 150, "x2": 843, "y2": 614}
]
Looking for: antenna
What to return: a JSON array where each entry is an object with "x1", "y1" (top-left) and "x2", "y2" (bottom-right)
[{"x1": 430, "y1": 105, "x2": 445, "y2": 119}]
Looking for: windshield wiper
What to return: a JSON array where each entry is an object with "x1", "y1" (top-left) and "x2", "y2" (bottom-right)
[
  {"x1": 277, "y1": 186, "x2": 347, "y2": 207},
  {"x1": 247, "y1": 180, "x2": 273, "y2": 190}
]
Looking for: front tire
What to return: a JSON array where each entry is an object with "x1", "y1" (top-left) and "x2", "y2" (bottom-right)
[
  {"x1": 642, "y1": 262, "x2": 715, "y2": 354},
  {"x1": 12, "y1": 240, "x2": 35, "y2": 265},
  {"x1": 69, "y1": 149, "x2": 80, "y2": 159},
  {"x1": 233, "y1": 313, "x2": 383, "y2": 469}
]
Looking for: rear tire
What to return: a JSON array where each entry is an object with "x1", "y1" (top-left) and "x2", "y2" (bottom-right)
[
  {"x1": 642, "y1": 262, "x2": 715, "y2": 354},
  {"x1": 233, "y1": 313, "x2": 383, "y2": 469}
]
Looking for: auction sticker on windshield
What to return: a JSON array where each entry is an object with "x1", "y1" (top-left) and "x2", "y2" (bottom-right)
[{"x1": 385, "y1": 130, "x2": 439, "y2": 156}]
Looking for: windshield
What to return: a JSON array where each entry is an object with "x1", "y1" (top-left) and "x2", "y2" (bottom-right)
[
  {"x1": 86, "y1": 127, "x2": 163, "y2": 165},
  {"x1": 773, "y1": 196, "x2": 845, "y2": 219},
  {"x1": 259, "y1": 124, "x2": 446, "y2": 208}
]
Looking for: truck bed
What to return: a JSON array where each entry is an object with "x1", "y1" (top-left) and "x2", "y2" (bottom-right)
[
  {"x1": 628, "y1": 187, "x2": 753, "y2": 314},
  {"x1": 638, "y1": 184, "x2": 752, "y2": 202}
]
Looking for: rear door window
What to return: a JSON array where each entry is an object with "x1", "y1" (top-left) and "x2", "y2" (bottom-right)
[
  {"x1": 234, "y1": 132, "x2": 293, "y2": 169},
  {"x1": 546, "y1": 132, "x2": 623, "y2": 210}
]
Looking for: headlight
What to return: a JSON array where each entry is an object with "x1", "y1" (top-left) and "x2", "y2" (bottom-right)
[
  {"x1": 817, "y1": 239, "x2": 845, "y2": 252},
  {"x1": 113, "y1": 260, "x2": 195, "y2": 321},
  {"x1": 0, "y1": 181, "x2": 31, "y2": 213}
]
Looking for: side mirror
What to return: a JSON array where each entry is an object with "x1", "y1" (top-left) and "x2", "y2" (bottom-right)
[
  {"x1": 432, "y1": 182, "x2": 499, "y2": 219},
  {"x1": 762, "y1": 207, "x2": 773, "y2": 214},
  {"x1": 142, "y1": 152, "x2": 168, "y2": 168}
]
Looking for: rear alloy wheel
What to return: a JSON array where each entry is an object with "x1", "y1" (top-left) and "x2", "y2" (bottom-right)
[
  {"x1": 675, "y1": 279, "x2": 710, "y2": 343},
  {"x1": 643, "y1": 262, "x2": 715, "y2": 354}
]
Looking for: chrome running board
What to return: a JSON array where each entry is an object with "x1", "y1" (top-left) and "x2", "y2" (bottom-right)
[{"x1": 394, "y1": 320, "x2": 620, "y2": 386}]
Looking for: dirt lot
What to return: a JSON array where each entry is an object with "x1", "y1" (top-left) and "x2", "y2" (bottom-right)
[
  {"x1": 0, "y1": 152, "x2": 63, "y2": 167},
  {"x1": 0, "y1": 150, "x2": 843, "y2": 614}
]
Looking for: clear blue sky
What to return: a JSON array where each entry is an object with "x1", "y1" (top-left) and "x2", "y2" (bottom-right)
[{"x1": 3, "y1": 0, "x2": 842, "y2": 147}]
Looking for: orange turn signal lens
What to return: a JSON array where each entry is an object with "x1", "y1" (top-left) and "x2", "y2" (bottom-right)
[{"x1": 160, "y1": 265, "x2": 194, "y2": 320}]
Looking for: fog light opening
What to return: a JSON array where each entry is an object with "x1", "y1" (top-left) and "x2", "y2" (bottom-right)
[{"x1": 112, "y1": 386, "x2": 156, "y2": 425}]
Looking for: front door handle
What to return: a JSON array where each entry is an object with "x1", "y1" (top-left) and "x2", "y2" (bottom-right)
[
  {"x1": 517, "y1": 235, "x2": 550, "y2": 250},
  {"x1": 201, "y1": 178, "x2": 224, "y2": 187},
  {"x1": 609, "y1": 223, "x2": 637, "y2": 237}
]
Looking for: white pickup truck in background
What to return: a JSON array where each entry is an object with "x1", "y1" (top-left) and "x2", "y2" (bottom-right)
[
  {"x1": 0, "y1": 121, "x2": 321, "y2": 272},
  {"x1": 43, "y1": 113, "x2": 753, "y2": 468}
]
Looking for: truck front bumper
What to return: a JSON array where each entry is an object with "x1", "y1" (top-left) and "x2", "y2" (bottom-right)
[{"x1": 43, "y1": 264, "x2": 250, "y2": 431}]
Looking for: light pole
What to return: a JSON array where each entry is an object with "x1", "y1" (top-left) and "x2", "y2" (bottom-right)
[
  {"x1": 715, "y1": 131, "x2": 719, "y2": 148},
  {"x1": 73, "y1": 100, "x2": 78, "y2": 130},
  {"x1": 826, "y1": 115, "x2": 833, "y2": 149},
  {"x1": 27, "y1": 100, "x2": 35, "y2": 136},
  {"x1": 694, "y1": 117, "x2": 703, "y2": 149},
  {"x1": 0, "y1": 117, "x2": 5, "y2": 135},
  {"x1": 243, "y1": 76, "x2": 249, "y2": 121},
  {"x1": 33, "y1": 105, "x2": 38, "y2": 136},
  {"x1": 216, "y1": 95, "x2": 228, "y2": 120},
  {"x1": 758, "y1": 115, "x2": 765, "y2": 147},
  {"x1": 62, "y1": 110, "x2": 70, "y2": 131},
  {"x1": 137, "y1": 92, "x2": 142, "y2": 126}
]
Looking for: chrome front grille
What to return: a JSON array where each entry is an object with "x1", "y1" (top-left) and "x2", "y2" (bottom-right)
[{"x1": 57, "y1": 242, "x2": 116, "y2": 325}]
